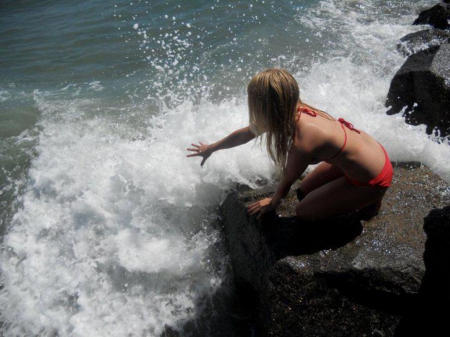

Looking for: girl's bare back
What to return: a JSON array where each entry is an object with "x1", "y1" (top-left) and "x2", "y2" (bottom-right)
[{"x1": 293, "y1": 106, "x2": 386, "y2": 184}]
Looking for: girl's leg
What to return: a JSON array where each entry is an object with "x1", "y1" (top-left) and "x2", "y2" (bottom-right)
[
  {"x1": 295, "y1": 176, "x2": 386, "y2": 221},
  {"x1": 299, "y1": 162, "x2": 345, "y2": 195},
  {"x1": 359, "y1": 198, "x2": 383, "y2": 219}
]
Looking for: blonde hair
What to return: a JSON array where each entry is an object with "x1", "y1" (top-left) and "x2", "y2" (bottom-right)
[
  {"x1": 247, "y1": 68, "x2": 299, "y2": 168},
  {"x1": 248, "y1": 68, "x2": 335, "y2": 168}
]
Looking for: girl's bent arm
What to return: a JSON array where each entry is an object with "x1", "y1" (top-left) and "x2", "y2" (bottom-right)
[
  {"x1": 187, "y1": 126, "x2": 256, "y2": 166},
  {"x1": 248, "y1": 144, "x2": 310, "y2": 217},
  {"x1": 271, "y1": 145, "x2": 310, "y2": 207}
]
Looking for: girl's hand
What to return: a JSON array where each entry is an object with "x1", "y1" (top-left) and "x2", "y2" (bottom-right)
[
  {"x1": 186, "y1": 142, "x2": 212, "y2": 166},
  {"x1": 247, "y1": 198, "x2": 275, "y2": 219}
]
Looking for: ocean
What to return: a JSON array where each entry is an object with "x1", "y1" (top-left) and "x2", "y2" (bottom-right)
[{"x1": 1, "y1": 0, "x2": 449, "y2": 336}]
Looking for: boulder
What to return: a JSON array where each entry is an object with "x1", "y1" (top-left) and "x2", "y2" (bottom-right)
[
  {"x1": 220, "y1": 163, "x2": 450, "y2": 336},
  {"x1": 413, "y1": 1, "x2": 450, "y2": 30},
  {"x1": 385, "y1": 43, "x2": 450, "y2": 137},
  {"x1": 397, "y1": 29, "x2": 450, "y2": 56}
]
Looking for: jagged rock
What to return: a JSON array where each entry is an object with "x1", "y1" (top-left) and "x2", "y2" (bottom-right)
[
  {"x1": 385, "y1": 44, "x2": 450, "y2": 137},
  {"x1": 220, "y1": 163, "x2": 450, "y2": 336},
  {"x1": 413, "y1": 1, "x2": 450, "y2": 30},
  {"x1": 397, "y1": 29, "x2": 450, "y2": 56}
]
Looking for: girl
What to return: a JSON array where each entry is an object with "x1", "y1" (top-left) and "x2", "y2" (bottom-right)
[{"x1": 187, "y1": 68, "x2": 393, "y2": 221}]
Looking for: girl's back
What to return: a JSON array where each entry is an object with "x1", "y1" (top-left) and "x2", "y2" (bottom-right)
[{"x1": 294, "y1": 107, "x2": 386, "y2": 183}]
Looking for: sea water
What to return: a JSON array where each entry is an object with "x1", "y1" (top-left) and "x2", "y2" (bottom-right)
[{"x1": 1, "y1": 0, "x2": 449, "y2": 336}]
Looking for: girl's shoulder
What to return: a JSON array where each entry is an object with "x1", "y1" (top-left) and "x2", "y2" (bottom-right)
[
  {"x1": 296, "y1": 113, "x2": 348, "y2": 159},
  {"x1": 294, "y1": 118, "x2": 328, "y2": 153}
]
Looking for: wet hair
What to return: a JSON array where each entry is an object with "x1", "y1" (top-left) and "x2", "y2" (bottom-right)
[{"x1": 247, "y1": 68, "x2": 300, "y2": 168}]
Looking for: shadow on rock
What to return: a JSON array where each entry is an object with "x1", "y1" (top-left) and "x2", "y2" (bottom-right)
[
  {"x1": 395, "y1": 206, "x2": 450, "y2": 336},
  {"x1": 259, "y1": 212, "x2": 363, "y2": 260}
]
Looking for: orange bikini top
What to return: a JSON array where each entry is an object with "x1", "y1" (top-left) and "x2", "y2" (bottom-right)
[{"x1": 297, "y1": 107, "x2": 360, "y2": 161}]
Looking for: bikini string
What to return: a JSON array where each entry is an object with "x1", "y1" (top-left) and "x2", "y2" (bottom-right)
[{"x1": 338, "y1": 118, "x2": 360, "y2": 134}]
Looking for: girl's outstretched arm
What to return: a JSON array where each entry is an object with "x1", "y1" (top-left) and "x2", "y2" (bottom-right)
[{"x1": 187, "y1": 126, "x2": 256, "y2": 166}]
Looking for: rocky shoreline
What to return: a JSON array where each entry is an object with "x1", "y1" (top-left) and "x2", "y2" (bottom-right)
[
  {"x1": 220, "y1": 2, "x2": 450, "y2": 336},
  {"x1": 221, "y1": 164, "x2": 450, "y2": 336}
]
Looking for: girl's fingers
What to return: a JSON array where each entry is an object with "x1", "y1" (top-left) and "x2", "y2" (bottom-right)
[
  {"x1": 248, "y1": 204, "x2": 273, "y2": 218},
  {"x1": 248, "y1": 200, "x2": 262, "y2": 207},
  {"x1": 247, "y1": 207, "x2": 257, "y2": 215},
  {"x1": 247, "y1": 203, "x2": 261, "y2": 215},
  {"x1": 249, "y1": 209, "x2": 259, "y2": 216},
  {"x1": 247, "y1": 202, "x2": 259, "y2": 210}
]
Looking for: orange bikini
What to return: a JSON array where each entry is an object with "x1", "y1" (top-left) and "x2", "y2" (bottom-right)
[
  {"x1": 297, "y1": 107, "x2": 393, "y2": 188},
  {"x1": 345, "y1": 145, "x2": 393, "y2": 188}
]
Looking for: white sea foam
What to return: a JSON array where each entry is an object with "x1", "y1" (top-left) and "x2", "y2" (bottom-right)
[
  {"x1": 0, "y1": 89, "x2": 272, "y2": 336},
  {"x1": 88, "y1": 81, "x2": 104, "y2": 92},
  {"x1": 0, "y1": 90, "x2": 11, "y2": 102}
]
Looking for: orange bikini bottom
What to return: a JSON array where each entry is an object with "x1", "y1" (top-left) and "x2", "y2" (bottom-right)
[{"x1": 345, "y1": 145, "x2": 393, "y2": 188}]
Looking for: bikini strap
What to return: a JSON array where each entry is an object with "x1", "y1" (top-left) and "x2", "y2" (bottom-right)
[
  {"x1": 296, "y1": 107, "x2": 318, "y2": 121},
  {"x1": 338, "y1": 118, "x2": 360, "y2": 134},
  {"x1": 326, "y1": 122, "x2": 347, "y2": 161},
  {"x1": 326, "y1": 118, "x2": 360, "y2": 161},
  {"x1": 299, "y1": 107, "x2": 317, "y2": 117}
]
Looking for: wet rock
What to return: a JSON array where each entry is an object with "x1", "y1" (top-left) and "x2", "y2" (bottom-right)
[
  {"x1": 397, "y1": 29, "x2": 450, "y2": 56},
  {"x1": 413, "y1": 1, "x2": 450, "y2": 30},
  {"x1": 385, "y1": 44, "x2": 450, "y2": 137},
  {"x1": 220, "y1": 163, "x2": 450, "y2": 336}
]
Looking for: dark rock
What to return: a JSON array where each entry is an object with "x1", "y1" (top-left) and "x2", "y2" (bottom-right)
[
  {"x1": 413, "y1": 2, "x2": 450, "y2": 30},
  {"x1": 395, "y1": 205, "x2": 450, "y2": 336},
  {"x1": 385, "y1": 44, "x2": 450, "y2": 137},
  {"x1": 397, "y1": 29, "x2": 450, "y2": 56},
  {"x1": 220, "y1": 163, "x2": 450, "y2": 336}
]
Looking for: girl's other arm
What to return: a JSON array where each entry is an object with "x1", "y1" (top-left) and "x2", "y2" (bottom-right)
[
  {"x1": 248, "y1": 145, "x2": 310, "y2": 217},
  {"x1": 271, "y1": 146, "x2": 310, "y2": 207}
]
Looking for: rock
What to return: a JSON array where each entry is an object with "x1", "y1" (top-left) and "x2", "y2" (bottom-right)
[
  {"x1": 397, "y1": 29, "x2": 450, "y2": 56},
  {"x1": 385, "y1": 44, "x2": 450, "y2": 137},
  {"x1": 220, "y1": 163, "x2": 450, "y2": 336},
  {"x1": 413, "y1": 1, "x2": 450, "y2": 30},
  {"x1": 395, "y1": 205, "x2": 450, "y2": 336}
]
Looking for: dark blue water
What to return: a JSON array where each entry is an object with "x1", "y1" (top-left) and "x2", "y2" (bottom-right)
[{"x1": 1, "y1": 0, "x2": 447, "y2": 336}]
